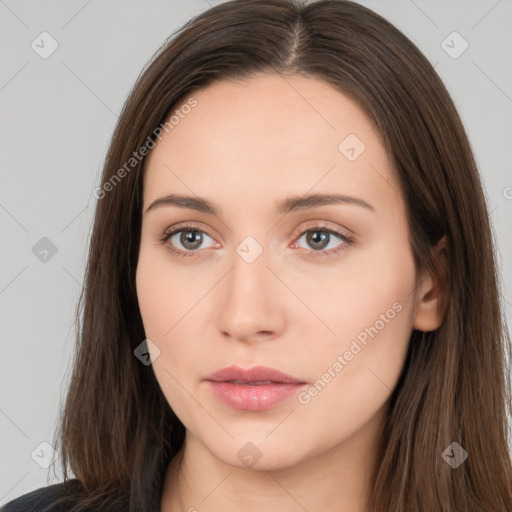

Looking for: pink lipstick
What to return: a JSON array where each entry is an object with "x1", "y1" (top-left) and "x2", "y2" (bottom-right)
[{"x1": 205, "y1": 365, "x2": 307, "y2": 411}]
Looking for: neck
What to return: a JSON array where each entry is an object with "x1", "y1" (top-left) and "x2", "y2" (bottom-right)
[{"x1": 160, "y1": 406, "x2": 385, "y2": 512}]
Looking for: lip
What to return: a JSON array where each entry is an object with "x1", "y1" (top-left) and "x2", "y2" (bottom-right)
[
  {"x1": 204, "y1": 365, "x2": 307, "y2": 411},
  {"x1": 206, "y1": 365, "x2": 305, "y2": 384}
]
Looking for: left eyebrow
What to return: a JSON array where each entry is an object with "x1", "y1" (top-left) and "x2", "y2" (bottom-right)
[
  {"x1": 276, "y1": 193, "x2": 375, "y2": 214},
  {"x1": 144, "y1": 192, "x2": 376, "y2": 216}
]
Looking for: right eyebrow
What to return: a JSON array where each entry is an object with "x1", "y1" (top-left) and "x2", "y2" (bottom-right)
[{"x1": 145, "y1": 194, "x2": 218, "y2": 215}]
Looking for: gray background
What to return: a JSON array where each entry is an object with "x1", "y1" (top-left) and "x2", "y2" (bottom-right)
[{"x1": 1, "y1": 0, "x2": 511, "y2": 504}]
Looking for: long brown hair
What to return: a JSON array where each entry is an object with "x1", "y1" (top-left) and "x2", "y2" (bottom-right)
[{"x1": 49, "y1": 0, "x2": 512, "y2": 510}]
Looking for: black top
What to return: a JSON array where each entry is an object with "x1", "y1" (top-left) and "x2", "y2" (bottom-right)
[
  {"x1": 1, "y1": 480, "x2": 85, "y2": 512},
  {"x1": 1, "y1": 477, "x2": 162, "y2": 512},
  {"x1": 1, "y1": 440, "x2": 179, "y2": 511},
  {"x1": 2, "y1": 444, "x2": 172, "y2": 511},
  {"x1": 1, "y1": 459, "x2": 167, "y2": 512}
]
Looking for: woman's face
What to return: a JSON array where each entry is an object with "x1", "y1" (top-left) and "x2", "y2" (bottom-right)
[{"x1": 136, "y1": 73, "x2": 435, "y2": 471}]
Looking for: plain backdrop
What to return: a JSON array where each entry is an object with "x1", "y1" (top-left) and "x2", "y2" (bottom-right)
[{"x1": 1, "y1": 0, "x2": 511, "y2": 504}]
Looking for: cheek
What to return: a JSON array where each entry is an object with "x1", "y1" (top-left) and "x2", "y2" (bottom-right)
[
  {"x1": 135, "y1": 241, "x2": 202, "y2": 335},
  {"x1": 288, "y1": 227, "x2": 417, "y2": 346},
  {"x1": 296, "y1": 302, "x2": 412, "y2": 451},
  {"x1": 135, "y1": 242, "x2": 212, "y2": 375},
  {"x1": 291, "y1": 297, "x2": 415, "y2": 452},
  {"x1": 136, "y1": 255, "x2": 168, "y2": 337},
  {"x1": 135, "y1": 247, "x2": 203, "y2": 426},
  {"x1": 291, "y1": 231, "x2": 417, "y2": 403}
]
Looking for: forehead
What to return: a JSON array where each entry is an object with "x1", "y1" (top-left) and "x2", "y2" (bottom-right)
[{"x1": 142, "y1": 73, "x2": 401, "y2": 215}]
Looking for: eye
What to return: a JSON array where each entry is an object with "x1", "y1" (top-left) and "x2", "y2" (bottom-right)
[
  {"x1": 291, "y1": 223, "x2": 354, "y2": 258},
  {"x1": 159, "y1": 223, "x2": 218, "y2": 258},
  {"x1": 158, "y1": 222, "x2": 354, "y2": 259}
]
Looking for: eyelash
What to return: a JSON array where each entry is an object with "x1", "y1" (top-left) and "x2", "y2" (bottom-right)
[{"x1": 158, "y1": 222, "x2": 354, "y2": 259}]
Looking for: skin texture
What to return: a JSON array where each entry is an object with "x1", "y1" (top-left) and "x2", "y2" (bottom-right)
[{"x1": 135, "y1": 73, "x2": 443, "y2": 512}]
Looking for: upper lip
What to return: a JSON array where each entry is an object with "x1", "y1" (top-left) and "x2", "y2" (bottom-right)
[{"x1": 205, "y1": 365, "x2": 306, "y2": 384}]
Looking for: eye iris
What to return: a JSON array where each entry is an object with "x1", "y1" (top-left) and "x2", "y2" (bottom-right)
[
  {"x1": 307, "y1": 231, "x2": 329, "y2": 250},
  {"x1": 181, "y1": 230, "x2": 203, "y2": 250}
]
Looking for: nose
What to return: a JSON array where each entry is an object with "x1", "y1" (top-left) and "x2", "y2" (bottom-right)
[{"x1": 215, "y1": 247, "x2": 286, "y2": 344}]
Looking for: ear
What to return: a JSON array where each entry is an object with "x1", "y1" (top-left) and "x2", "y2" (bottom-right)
[{"x1": 412, "y1": 235, "x2": 448, "y2": 332}]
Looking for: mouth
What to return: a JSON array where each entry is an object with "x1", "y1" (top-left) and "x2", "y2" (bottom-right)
[
  {"x1": 204, "y1": 365, "x2": 307, "y2": 411},
  {"x1": 205, "y1": 365, "x2": 306, "y2": 385},
  {"x1": 226, "y1": 380, "x2": 276, "y2": 385}
]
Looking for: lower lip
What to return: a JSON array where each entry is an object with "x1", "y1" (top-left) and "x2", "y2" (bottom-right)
[{"x1": 206, "y1": 381, "x2": 306, "y2": 411}]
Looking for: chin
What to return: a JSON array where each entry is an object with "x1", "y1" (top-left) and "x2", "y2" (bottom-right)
[{"x1": 205, "y1": 435, "x2": 315, "y2": 473}]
